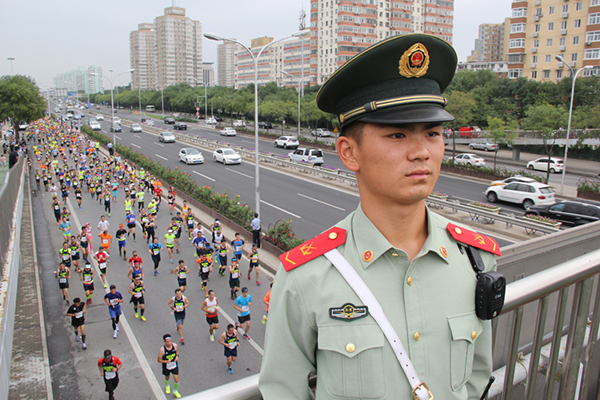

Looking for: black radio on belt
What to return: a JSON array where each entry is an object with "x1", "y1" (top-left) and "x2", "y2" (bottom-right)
[{"x1": 460, "y1": 244, "x2": 506, "y2": 320}]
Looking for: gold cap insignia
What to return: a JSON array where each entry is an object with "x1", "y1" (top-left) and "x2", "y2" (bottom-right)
[{"x1": 399, "y1": 43, "x2": 430, "y2": 78}]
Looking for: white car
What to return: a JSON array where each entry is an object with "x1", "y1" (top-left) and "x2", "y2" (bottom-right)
[
  {"x1": 213, "y1": 148, "x2": 241, "y2": 164},
  {"x1": 451, "y1": 153, "x2": 486, "y2": 167},
  {"x1": 89, "y1": 121, "x2": 101, "y2": 131},
  {"x1": 96, "y1": 114, "x2": 104, "y2": 121},
  {"x1": 158, "y1": 132, "x2": 176, "y2": 143},
  {"x1": 469, "y1": 142, "x2": 499, "y2": 152},
  {"x1": 233, "y1": 120, "x2": 246, "y2": 127},
  {"x1": 485, "y1": 181, "x2": 556, "y2": 209},
  {"x1": 288, "y1": 148, "x2": 324, "y2": 166},
  {"x1": 112, "y1": 117, "x2": 121, "y2": 125},
  {"x1": 220, "y1": 127, "x2": 237, "y2": 136},
  {"x1": 18, "y1": 122, "x2": 28, "y2": 130},
  {"x1": 274, "y1": 136, "x2": 299, "y2": 149},
  {"x1": 179, "y1": 148, "x2": 204, "y2": 164},
  {"x1": 526, "y1": 157, "x2": 564, "y2": 173},
  {"x1": 311, "y1": 128, "x2": 331, "y2": 137},
  {"x1": 490, "y1": 176, "x2": 537, "y2": 186},
  {"x1": 205, "y1": 117, "x2": 217, "y2": 125},
  {"x1": 130, "y1": 123, "x2": 142, "y2": 133}
]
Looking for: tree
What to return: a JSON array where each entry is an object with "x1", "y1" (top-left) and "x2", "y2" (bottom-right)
[
  {"x1": 486, "y1": 116, "x2": 517, "y2": 170},
  {"x1": 522, "y1": 104, "x2": 568, "y2": 183},
  {"x1": 0, "y1": 75, "x2": 47, "y2": 135}
]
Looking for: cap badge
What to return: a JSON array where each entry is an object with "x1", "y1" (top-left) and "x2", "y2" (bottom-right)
[
  {"x1": 399, "y1": 43, "x2": 430, "y2": 78},
  {"x1": 330, "y1": 303, "x2": 369, "y2": 321}
]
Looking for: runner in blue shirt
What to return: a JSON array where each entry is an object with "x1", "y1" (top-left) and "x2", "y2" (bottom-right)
[
  {"x1": 232, "y1": 233, "x2": 245, "y2": 262},
  {"x1": 104, "y1": 285, "x2": 124, "y2": 339},
  {"x1": 234, "y1": 287, "x2": 252, "y2": 340}
]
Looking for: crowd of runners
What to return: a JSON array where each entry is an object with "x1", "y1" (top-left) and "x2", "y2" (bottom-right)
[{"x1": 22, "y1": 116, "x2": 272, "y2": 399}]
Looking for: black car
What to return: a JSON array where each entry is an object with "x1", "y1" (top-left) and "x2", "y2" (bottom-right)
[
  {"x1": 525, "y1": 201, "x2": 600, "y2": 227},
  {"x1": 214, "y1": 116, "x2": 223, "y2": 122},
  {"x1": 164, "y1": 117, "x2": 176, "y2": 124},
  {"x1": 174, "y1": 122, "x2": 187, "y2": 130},
  {"x1": 258, "y1": 122, "x2": 272, "y2": 129}
]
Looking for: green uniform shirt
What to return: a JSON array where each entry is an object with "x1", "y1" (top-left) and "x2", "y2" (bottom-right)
[{"x1": 260, "y1": 205, "x2": 496, "y2": 400}]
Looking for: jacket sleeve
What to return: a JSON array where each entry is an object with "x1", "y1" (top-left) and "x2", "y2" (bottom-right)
[{"x1": 259, "y1": 267, "x2": 317, "y2": 400}]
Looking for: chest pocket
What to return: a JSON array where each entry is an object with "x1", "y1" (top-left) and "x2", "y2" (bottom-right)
[
  {"x1": 317, "y1": 323, "x2": 385, "y2": 399},
  {"x1": 448, "y1": 312, "x2": 483, "y2": 391}
]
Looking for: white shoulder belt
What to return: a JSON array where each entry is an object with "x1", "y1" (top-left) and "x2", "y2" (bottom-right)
[{"x1": 324, "y1": 248, "x2": 433, "y2": 400}]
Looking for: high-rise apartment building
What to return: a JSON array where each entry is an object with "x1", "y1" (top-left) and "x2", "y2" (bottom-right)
[
  {"x1": 130, "y1": 23, "x2": 158, "y2": 90},
  {"x1": 53, "y1": 66, "x2": 103, "y2": 95},
  {"x1": 203, "y1": 62, "x2": 215, "y2": 87},
  {"x1": 471, "y1": 23, "x2": 506, "y2": 62},
  {"x1": 130, "y1": 7, "x2": 203, "y2": 90},
  {"x1": 509, "y1": 0, "x2": 600, "y2": 82},
  {"x1": 217, "y1": 41, "x2": 239, "y2": 87},
  {"x1": 310, "y1": 0, "x2": 454, "y2": 84}
]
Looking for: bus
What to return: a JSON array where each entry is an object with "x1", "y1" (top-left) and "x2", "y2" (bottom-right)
[{"x1": 146, "y1": 105, "x2": 155, "y2": 112}]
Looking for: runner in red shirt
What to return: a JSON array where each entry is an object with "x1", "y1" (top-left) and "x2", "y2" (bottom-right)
[
  {"x1": 97, "y1": 349, "x2": 122, "y2": 400},
  {"x1": 94, "y1": 248, "x2": 110, "y2": 289},
  {"x1": 127, "y1": 251, "x2": 144, "y2": 281}
]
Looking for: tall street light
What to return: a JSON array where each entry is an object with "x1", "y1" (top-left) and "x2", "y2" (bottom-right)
[
  {"x1": 555, "y1": 55, "x2": 593, "y2": 194},
  {"x1": 282, "y1": 70, "x2": 304, "y2": 138},
  {"x1": 91, "y1": 68, "x2": 135, "y2": 145},
  {"x1": 204, "y1": 30, "x2": 309, "y2": 216}
]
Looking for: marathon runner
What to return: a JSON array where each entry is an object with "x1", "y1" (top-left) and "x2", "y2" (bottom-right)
[
  {"x1": 218, "y1": 324, "x2": 239, "y2": 374},
  {"x1": 79, "y1": 261, "x2": 95, "y2": 305},
  {"x1": 128, "y1": 274, "x2": 146, "y2": 321},
  {"x1": 168, "y1": 289, "x2": 189, "y2": 345},
  {"x1": 66, "y1": 297, "x2": 87, "y2": 350},
  {"x1": 173, "y1": 260, "x2": 189, "y2": 293},
  {"x1": 201, "y1": 290, "x2": 220, "y2": 342}
]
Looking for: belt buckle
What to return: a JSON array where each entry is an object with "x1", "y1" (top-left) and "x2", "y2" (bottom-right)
[{"x1": 412, "y1": 382, "x2": 433, "y2": 400}]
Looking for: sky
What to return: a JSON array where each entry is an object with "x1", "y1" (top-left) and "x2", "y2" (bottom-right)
[{"x1": 0, "y1": 0, "x2": 512, "y2": 90}]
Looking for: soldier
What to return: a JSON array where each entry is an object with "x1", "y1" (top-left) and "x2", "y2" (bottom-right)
[{"x1": 260, "y1": 34, "x2": 501, "y2": 400}]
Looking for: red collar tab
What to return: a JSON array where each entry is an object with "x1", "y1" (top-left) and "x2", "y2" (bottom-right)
[
  {"x1": 280, "y1": 227, "x2": 347, "y2": 272},
  {"x1": 446, "y1": 223, "x2": 501, "y2": 256}
]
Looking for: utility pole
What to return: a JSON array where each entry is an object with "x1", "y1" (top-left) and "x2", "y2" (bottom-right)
[{"x1": 299, "y1": 9, "x2": 306, "y2": 98}]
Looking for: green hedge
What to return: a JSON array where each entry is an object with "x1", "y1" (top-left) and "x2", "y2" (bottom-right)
[{"x1": 81, "y1": 125, "x2": 304, "y2": 251}]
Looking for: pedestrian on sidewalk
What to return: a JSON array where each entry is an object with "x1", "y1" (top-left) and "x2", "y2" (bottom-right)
[
  {"x1": 104, "y1": 285, "x2": 123, "y2": 339},
  {"x1": 66, "y1": 297, "x2": 87, "y2": 350},
  {"x1": 98, "y1": 349, "x2": 121, "y2": 400},
  {"x1": 158, "y1": 334, "x2": 181, "y2": 398},
  {"x1": 251, "y1": 213, "x2": 261, "y2": 248}
]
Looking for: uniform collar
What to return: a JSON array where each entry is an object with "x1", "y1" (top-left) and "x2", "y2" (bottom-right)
[{"x1": 350, "y1": 205, "x2": 450, "y2": 269}]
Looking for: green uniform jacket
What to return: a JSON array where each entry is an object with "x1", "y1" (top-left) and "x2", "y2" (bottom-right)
[{"x1": 259, "y1": 206, "x2": 496, "y2": 400}]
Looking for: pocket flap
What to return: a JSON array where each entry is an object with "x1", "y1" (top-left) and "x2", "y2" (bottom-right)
[
  {"x1": 447, "y1": 312, "x2": 482, "y2": 344},
  {"x1": 318, "y1": 324, "x2": 384, "y2": 359}
]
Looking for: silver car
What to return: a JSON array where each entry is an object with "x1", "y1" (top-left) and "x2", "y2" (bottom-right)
[
  {"x1": 130, "y1": 123, "x2": 143, "y2": 133},
  {"x1": 158, "y1": 132, "x2": 176, "y2": 143}
]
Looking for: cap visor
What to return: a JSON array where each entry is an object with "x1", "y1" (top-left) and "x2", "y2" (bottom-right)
[{"x1": 358, "y1": 105, "x2": 454, "y2": 125}]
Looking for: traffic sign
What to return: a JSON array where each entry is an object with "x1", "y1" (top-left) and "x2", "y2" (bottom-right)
[{"x1": 196, "y1": 107, "x2": 200, "y2": 111}]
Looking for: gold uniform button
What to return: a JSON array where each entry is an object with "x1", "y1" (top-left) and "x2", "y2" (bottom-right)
[
  {"x1": 414, "y1": 332, "x2": 421, "y2": 341},
  {"x1": 454, "y1": 227, "x2": 462, "y2": 235},
  {"x1": 471, "y1": 331, "x2": 478, "y2": 340},
  {"x1": 329, "y1": 232, "x2": 338, "y2": 240},
  {"x1": 407, "y1": 277, "x2": 413, "y2": 286},
  {"x1": 346, "y1": 343, "x2": 356, "y2": 353}
]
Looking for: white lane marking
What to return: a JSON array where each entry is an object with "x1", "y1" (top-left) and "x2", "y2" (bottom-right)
[
  {"x1": 193, "y1": 170, "x2": 216, "y2": 182},
  {"x1": 115, "y1": 135, "x2": 122, "y2": 140},
  {"x1": 225, "y1": 167, "x2": 252, "y2": 179},
  {"x1": 297, "y1": 193, "x2": 346, "y2": 211},
  {"x1": 155, "y1": 143, "x2": 165, "y2": 147},
  {"x1": 131, "y1": 143, "x2": 141, "y2": 149},
  {"x1": 134, "y1": 135, "x2": 141, "y2": 139},
  {"x1": 261, "y1": 200, "x2": 302, "y2": 218},
  {"x1": 66, "y1": 198, "x2": 167, "y2": 400},
  {"x1": 155, "y1": 154, "x2": 168, "y2": 161}
]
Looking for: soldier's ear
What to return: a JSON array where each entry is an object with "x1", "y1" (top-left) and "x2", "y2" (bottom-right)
[{"x1": 337, "y1": 135, "x2": 360, "y2": 173}]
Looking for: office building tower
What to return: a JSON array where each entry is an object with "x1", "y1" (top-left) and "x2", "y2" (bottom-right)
[
  {"x1": 217, "y1": 41, "x2": 239, "y2": 87},
  {"x1": 130, "y1": 23, "x2": 158, "y2": 90},
  {"x1": 53, "y1": 66, "x2": 103, "y2": 95},
  {"x1": 203, "y1": 62, "x2": 215, "y2": 87}
]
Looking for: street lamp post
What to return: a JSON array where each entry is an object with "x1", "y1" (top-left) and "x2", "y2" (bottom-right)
[
  {"x1": 91, "y1": 68, "x2": 134, "y2": 145},
  {"x1": 204, "y1": 31, "x2": 309, "y2": 217},
  {"x1": 555, "y1": 55, "x2": 593, "y2": 194},
  {"x1": 187, "y1": 77, "x2": 207, "y2": 120},
  {"x1": 282, "y1": 70, "x2": 304, "y2": 138}
]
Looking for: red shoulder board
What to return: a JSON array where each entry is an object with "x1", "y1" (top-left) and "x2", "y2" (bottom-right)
[
  {"x1": 446, "y1": 223, "x2": 501, "y2": 256},
  {"x1": 280, "y1": 227, "x2": 347, "y2": 272}
]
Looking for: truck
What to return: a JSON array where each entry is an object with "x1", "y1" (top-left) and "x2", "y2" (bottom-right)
[{"x1": 459, "y1": 126, "x2": 482, "y2": 138}]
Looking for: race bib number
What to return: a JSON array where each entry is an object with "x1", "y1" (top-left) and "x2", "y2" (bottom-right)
[
  {"x1": 166, "y1": 361, "x2": 177, "y2": 370},
  {"x1": 175, "y1": 305, "x2": 184, "y2": 312},
  {"x1": 134, "y1": 292, "x2": 142, "y2": 298},
  {"x1": 242, "y1": 305, "x2": 249, "y2": 312},
  {"x1": 59, "y1": 278, "x2": 67, "y2": 284},
  {"x1": 179, "y1": 272, "x2": 187, "y2": 279},
  {"x1": 110, "y1": 299, "x2": 119, "y2": 306},
  {"x1": 232, "y1": 272, "x2": 239, "y2": 279},
  {"x1": 84, "y1": 276, "x2": 91, "y2": 283},
  {"x1": 202, "y1": 266, "x2": 209, "y2": 273},
  {"x1": 105, "y1": 371, "x2": 116, "y2": 380},
  {"x1": 153, "y1": 249, "x2": 160, "y2": 255},
  {"x1": 76, "y1": 311, "x2": 83, "y2": 318},
  {"x1": 99, "y1": 263, "x2": 107, "y2": 269},
  {"x1": 228, "y1": 341, "x2": 237, "y2": 349}
]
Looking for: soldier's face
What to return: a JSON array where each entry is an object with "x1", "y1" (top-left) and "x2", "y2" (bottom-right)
[{"x1": 339, "y1": 122, "x2": 444, "y2": 206}]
